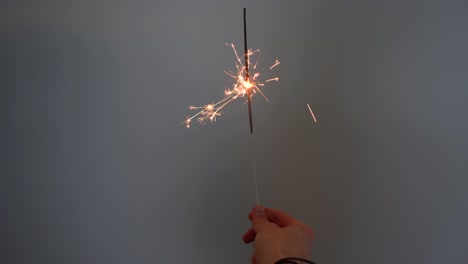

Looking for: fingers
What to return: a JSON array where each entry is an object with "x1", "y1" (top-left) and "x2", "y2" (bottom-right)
[
  {"x1": 243, "y1": 206, "x2": 265, "y2": 244},
  {"x1": 265, "y1": 207, "x2": 302, "y2": 227},
  {"x1": 251, "y1": 254, "x2": 257, "y2": 264},
  {"x1": 252, "y1": 205, "x2": 269, "y2": 225},
  {"x1": 248, "y1": 206, "x2": 302, "y2": 227},
  {"x1": 245, "y1": 205, "x2": 303, "y2": 243},
  {"x1": 242, "y1": 227, "x2": 255, "y2": 243}
]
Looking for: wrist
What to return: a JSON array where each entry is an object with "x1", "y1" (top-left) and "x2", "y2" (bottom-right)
[{"x1": 275, "y1": 257, "x2": 316, "y2": 264}]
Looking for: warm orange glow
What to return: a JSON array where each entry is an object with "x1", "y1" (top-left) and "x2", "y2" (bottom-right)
[{"x1": 183, "y1": 43, "x2": 280, "y2": 128}]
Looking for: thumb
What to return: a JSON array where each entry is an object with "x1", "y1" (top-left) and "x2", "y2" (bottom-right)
[{"x1": 252, "y1": 205, "x2": 269, "y2": 226}]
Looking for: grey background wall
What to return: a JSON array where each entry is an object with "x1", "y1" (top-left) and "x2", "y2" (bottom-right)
[{"x1": 1, "y1": 1, "x2": 467, "y2": 263}]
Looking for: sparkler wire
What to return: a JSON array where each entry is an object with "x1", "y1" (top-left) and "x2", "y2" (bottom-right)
[
  {"x1": 251, "y1": 134, "x2": 259, "y2": 205},
  {"x1": 244, "y1": 8, "x2": 253, "y2": 135},
  {"x1": 244, "y1": 8, "x2": 259, "y2": 205}
]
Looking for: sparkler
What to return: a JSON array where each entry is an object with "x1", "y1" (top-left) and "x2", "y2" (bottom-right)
[
  {"x1": 183, "y1": 12, "x2": 279, "y2": 131},
  {"x1": 183, "y1": 8, "x2": 279, "y2": 205},
  {"x1": 244, "y1": 8, "x2": 253, "y2": 134}
]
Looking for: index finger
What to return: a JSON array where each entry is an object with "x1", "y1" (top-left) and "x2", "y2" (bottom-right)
[{"x1": 265, "y1": 208, "x2": 303, "y2": 227}]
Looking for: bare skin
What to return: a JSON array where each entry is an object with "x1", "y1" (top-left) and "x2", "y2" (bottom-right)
[{"x1": 243, "y1": 205, "x2": 314, "y2": 264}]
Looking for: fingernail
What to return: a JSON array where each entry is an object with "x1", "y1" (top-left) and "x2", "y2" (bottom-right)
[{"x1": 255, "y1": 206, "x2": 266, "y2": 215}]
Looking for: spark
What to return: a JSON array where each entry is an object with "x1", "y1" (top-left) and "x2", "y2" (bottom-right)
[
  {"x1": 307, "y1": 103, "x2": 317, "y2": 123},
  {"x1": 183, "y1": 43, "x2": 279, "y2": 128},
  {"x1": 270, "y1": 60, "x2": 280, "y2": 69}
]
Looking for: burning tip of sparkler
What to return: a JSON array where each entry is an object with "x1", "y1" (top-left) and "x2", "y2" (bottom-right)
[
  {"x1": 183, "y1": 42, "x2": 280, "y2": 128},
  {"x1": 244, "y1": 80, "x2": 254, "y2": 89}
]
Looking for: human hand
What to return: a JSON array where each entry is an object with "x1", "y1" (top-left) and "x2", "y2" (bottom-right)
[{"x1": 243, "y1": 205, "x2": 314, "y2": 264}]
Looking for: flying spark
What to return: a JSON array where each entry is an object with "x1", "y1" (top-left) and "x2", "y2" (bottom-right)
[
  {"x1": 307, "y1": 103, "x2": 317, "y2": 123},
  {"x1": 183, "y1": 43, "x2": 279, "y2": 128}
]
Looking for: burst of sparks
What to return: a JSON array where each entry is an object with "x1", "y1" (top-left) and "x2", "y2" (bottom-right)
[{"x1": 183, "y1": 43, "x2": 279, "y2": 128}]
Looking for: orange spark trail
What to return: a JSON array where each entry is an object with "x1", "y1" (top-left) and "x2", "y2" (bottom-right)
[{"x1": 307, "y1": 104, "x2": 317, "y2": 123}]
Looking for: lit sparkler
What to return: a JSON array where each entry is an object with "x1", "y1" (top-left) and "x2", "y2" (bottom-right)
[
  {"x1": 183, "y1": 8, "x2": 279, "y2": 206},
  {"x1": 183, "y1": 44, "x2": 279, "y2": 129}
]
